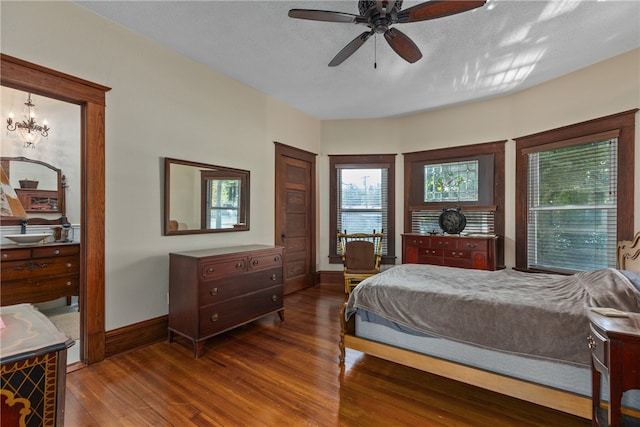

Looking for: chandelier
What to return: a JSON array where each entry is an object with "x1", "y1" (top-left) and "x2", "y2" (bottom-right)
[{"x1": 6, "y1": 93, "x2": 51, "y2": 148}]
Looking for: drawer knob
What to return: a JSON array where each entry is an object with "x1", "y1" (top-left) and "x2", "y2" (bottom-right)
[
  {"x1": 54, "y1": 249, "x2": 60, "y2": 255},
  {"x1": 66, "y1": 262, "x2": 72, "y2": 268},
  {"x1": 210, "y1": 313, "x2": 219, "y2": 322},
  {"x1": 252, "y1": 259, "x2": 259, "y2": 266},
  {"x1": 271, "y1": 274, "x2": 277, "y2": 281},
  {"x1": 210, "y1": 287, "x2": 218, "y2": 296},
  {"x1": 271, "y1": 294, "x2": 278, "y2": 302},
  {"x1": 236, "y1": 262, "x2": 244, "y2": 269},
  {"x1": 2, "y1": 253, "x2": 7, "y2": 259},
  {"x1": 207, "y1": 267, "x2": 215, "y2": 274},
  {"x1": 587, "y1": 335, "x2": 597, "y2": 349},
  {"x1": 66, "y1": 281, "x2": 72, "y2": 286},
  {"x1": 274, "y1": 255, "x2": 281, "y2": 262}
]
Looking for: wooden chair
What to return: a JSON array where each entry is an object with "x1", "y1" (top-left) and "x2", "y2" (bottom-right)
[{"x1": 338, "y1": 230, "x2": 384, "y2": 295}]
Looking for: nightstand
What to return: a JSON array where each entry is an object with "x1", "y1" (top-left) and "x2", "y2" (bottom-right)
[{"x1": 587, "y1": 310, "x2": 640, "y2": 427}]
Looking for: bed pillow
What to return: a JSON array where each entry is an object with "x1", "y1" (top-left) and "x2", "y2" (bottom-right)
[{"x1": 620, "y1": 270, "x2": 640, "y2": 292}]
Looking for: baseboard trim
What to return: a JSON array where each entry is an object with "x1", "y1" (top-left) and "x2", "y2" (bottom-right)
[
  {"x1": 319, "y1": 270, "x2": 343, "y2": 284},
  {"x1": 105, "y1": 315, "x2": 168, "y2": 358},
  {"x1": 104, "y1": 274, "x2": 343, "y2": 358}
]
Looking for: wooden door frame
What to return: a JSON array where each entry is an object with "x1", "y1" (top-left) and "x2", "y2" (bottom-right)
[
  {"x1": 1, "y1": 54, "x2": 111, "y2": 364},
  {"x1": 274, "y1": 142, "x2": 317, "y2": 289}
]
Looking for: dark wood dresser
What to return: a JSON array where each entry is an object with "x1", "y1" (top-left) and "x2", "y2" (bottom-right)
[
  {"x1": 0, "y1": 242, "x2": 80, "y2": 306},
  {"x1": 402, "y1": 233, "x2": 498, "y2": 270},
  {"x1": 588, "y1": 310, "x2": 640, "y2": 427},
  {"x1": 168, "y1": 244, "x2": 284, "y2": 358}
]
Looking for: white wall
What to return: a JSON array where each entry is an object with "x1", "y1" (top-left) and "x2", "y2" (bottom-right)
[
  {"x1": 1, "y1": 1, "x2": 320, "y2": 330},
  {"x1": 320, "y1": 49, "x2": 640, "y2": 270},
  {"x1": 1, "y1": 2, "x2": 638, "y2": 330}
]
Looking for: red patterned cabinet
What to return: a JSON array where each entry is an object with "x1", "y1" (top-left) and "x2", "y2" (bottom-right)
[{"x1": 402, "y1": 233, "x2": 497, "y2": 270}]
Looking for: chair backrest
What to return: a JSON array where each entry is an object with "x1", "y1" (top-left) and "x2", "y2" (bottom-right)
[{"x1": 338, "y1": 231, "x2": 384, "y2": 271}]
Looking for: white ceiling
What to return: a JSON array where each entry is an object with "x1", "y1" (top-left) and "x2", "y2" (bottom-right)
[{"x1": 74, "y1": 0, "x2": 640, "y2": 120}]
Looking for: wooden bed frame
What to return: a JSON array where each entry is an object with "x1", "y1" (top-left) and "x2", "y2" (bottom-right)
[{"x1": 339, "y1": 232, "x2": 640, "y2": 419}]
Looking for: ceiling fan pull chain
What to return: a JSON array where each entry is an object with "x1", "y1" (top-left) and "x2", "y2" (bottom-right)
[{"x1": 374, "y1": 34, "x2": 377, "y2": 69}]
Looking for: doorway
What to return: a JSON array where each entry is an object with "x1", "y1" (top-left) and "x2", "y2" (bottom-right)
[
  {"x1": 1, "y1": 54, "x2": 110, "y2": 364},
  {"x1": 274, "y1": 142, "x2": 317, "y2": 294}
]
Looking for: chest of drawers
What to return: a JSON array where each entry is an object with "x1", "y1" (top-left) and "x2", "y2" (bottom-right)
[
  {"x1": 168, "y1": 245, "x2": 284, "y2": 358},
  {"x1": 0, "y1": 243, "x2": 80, "y2": 306},
  {"x1": 402, "y1": 233, "x2": 497, "y2": 270}
]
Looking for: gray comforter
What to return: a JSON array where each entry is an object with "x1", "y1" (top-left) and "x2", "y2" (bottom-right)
[{"x1": 346, "y1": 265, "x2": 640, "y2": 366}]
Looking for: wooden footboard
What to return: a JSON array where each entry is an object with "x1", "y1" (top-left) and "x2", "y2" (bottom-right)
[{"x1": 339, "y1": 303, "x2": 591, "y2": 419}]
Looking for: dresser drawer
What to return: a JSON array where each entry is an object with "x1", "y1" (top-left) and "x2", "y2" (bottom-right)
[
  {"x1": 200, "y1": 256, "x2": 246, "y2": 281},
  {"x1": 430, "y1": 237, "x2": 455, "y2": 249},
  {"x1": 248, "y1": 252, "x2": 283, "y2": 272},
  {"x1": 1, "y1": 255, "x2": 79, "y2": 281},
  {"x1": 459, "y1": 239, "x2": 488, "y2": 251},
  {"x1": 589, "y1": 323, "x2": 608, "y2": 369},
  {"x1": 199, "y1": 285, "x2": 283, "y2": 337},
  {"x1": 1, "y1": 276, "x2": 79, "y2": 305},
  {"x1": 0, "y1": 248, "x2": 32, "y2": 261},
  {"x1": 32, "y1": 245, "x2": 79, "y2": 258},
  {"x1": 199, "y1": 267, "x2": 282, "y2": 306}
]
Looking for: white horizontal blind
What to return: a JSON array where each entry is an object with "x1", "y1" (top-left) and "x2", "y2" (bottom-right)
[
  {"x1": 337, "y1": 167, "x2": 388, "y2": 255},
  {"x1": 527, "y1": 138, "x2": 618, "y2": 272},
  {"x1": 411, "y1": 210, "x2": 495, "y2": 235}
]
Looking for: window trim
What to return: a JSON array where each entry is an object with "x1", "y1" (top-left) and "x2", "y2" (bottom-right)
[
  {"x1": 329, "y1": 154, "x2": 396, "y2": 265},
  {"x1": 514, "y1": 109, "x2": 637, "y2": 272},
  {"x1": 403, "y1": 141, "x2": 506, "y2": 267}
]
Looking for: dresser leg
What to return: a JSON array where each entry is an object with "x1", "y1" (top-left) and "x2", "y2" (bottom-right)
[
  {"x1": 194, "y1": 341, "x2": 204, "y2": 358},
  {"x1": 591, "y1": 363, "x2": 601, "y2": 426},
  {"x1": 277, "y1": 310, "x2": 285, "y2": 321}
]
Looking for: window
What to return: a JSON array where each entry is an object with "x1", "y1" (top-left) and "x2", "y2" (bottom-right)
[
  {"x1": 205, "y1": 177, "x2": 241, "y2": 229},
  {"x1": 424, "y1": 160, "x2": 479, "y2": 202},
  {"x1": 515, "y1": 110, "x2": 636, "y2": 273},
  {"x1": 197, "y1": 168, "x2": 248, "y2": 231},
  {"x1": 404, "y1": 142, "x2": 506, "y2": 267},
  {"x1": 329, "y1": 154, "x2": 396, "y2": 264}
]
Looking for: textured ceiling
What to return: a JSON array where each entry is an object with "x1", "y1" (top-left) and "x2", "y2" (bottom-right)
[{"x1": 74, "y1": 0, "x2": 640, "y2": 120}]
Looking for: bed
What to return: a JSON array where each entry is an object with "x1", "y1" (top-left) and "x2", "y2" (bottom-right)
[{"x1": 339, "y1": 233, "x2": 640, "y2": 419}]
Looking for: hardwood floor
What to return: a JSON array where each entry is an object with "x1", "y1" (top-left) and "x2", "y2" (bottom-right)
[{"x1": 64, "y1": 283, "x2": 589, "y2": 426}]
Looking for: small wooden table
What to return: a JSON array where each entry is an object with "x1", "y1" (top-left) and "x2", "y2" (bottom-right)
[{"x1": 588, "y1": 310, "x2": 640, "y2": 427}]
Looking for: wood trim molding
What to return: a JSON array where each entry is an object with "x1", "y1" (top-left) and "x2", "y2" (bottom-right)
[
  {"x1": 1, "y1": 53, "x2": 111, "y2": 364},
  {"x1": 514, "y1": 109, "x2": 638, "y2": 270},
  {"x1": 105, "y1": 316, "x2": 168, "y2": 358}
]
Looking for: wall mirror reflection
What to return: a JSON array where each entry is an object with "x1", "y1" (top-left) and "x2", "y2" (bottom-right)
[
  {"x1": 1, "y1": 157, "x2": 66, "y2": 216},
  {"x1": 164, "y1": 157, "x2": 249, "y2": 235}
]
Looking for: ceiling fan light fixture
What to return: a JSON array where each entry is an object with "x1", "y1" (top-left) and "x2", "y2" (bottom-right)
[{"x1": 289, "y1": 0, "x2": 486, "y2": 67}]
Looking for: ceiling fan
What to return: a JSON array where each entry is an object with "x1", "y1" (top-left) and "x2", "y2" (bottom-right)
[{"x1": 288, "y1": 1, "x2": 486, "y2": 66}]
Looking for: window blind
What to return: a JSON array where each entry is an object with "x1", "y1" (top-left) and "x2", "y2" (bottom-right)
[
  {"x1": 337, "y1": 167, "x2": 389, "y2": 255},
  {"x1": 411, "y1": 210, "x2": 495, "y2": 235},
  {"x1": 526, "y1": 138, "x2": 618, "y2": 272}
]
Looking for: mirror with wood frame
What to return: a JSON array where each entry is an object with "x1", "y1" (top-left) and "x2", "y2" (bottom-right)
[
  {"x1": 0, "y1": 156, "x2": 66, "y2": 224},
  {"x1": 164, "y1": 157, "x2": 249, "y2": 235}
]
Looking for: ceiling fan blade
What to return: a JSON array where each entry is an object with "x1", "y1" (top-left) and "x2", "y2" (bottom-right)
[
  {"x1": 398, "y1": 0, "x2": 486, "y2": 23},
  {"x1": 384, "y1": 28, "x2": 422, "y2": 63},
  {"x1": 329, "y1": 31, "x2": 373, "y2": 67},
  {"x1": 288, "y1": 9, "x2": 360, "y2": 23}
]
